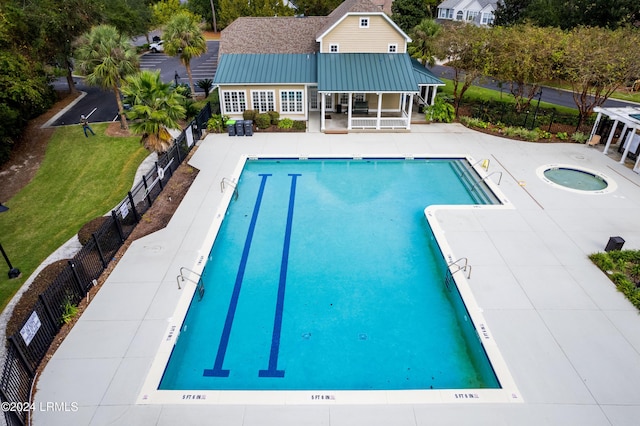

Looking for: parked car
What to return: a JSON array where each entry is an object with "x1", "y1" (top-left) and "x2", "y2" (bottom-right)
[{"x1": 149, "y1": 40, "x2": 164, "y2": 53}]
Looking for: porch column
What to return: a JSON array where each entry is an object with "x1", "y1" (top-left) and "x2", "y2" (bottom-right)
[
  {"x1": 588, "y1": 112, "x2": 602, "y2": 145},
  {"x1": 430, "y1": 86, "x2": 437, "y2": 105},
  {"x1": 406, "y1": 93, "x2": 414, "y2": 131},
  {"x1": 347, "y1": 93, "x2": 353, "y2": 130},
  {"x1": 321, "y1": 93, "x2": 326, "y2": 132},
  {"x1": 376, "y1": 93, "x2": 382, "y2": 130},
  {"x1": 603, "y1": 119, "x2": 618, "y2": 155},
  {"x1": 620, "y1": 124, "x2": 635, "y2": 164}
]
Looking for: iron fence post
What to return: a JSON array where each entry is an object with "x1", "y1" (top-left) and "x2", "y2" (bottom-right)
[
  {"x1": 92, "y1": 234, "x2": 108, "y2": 269},
  {"x1": 69, "y1": 260, "x2": 87, "y2": 296},
  {"x1": 127, "y1": 192, "x2": 140, "y2": 223},
  {"x1": 111, "y1": 210, "x2": 125, "y2": 243}
]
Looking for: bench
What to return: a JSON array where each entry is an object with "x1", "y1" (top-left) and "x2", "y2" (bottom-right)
[{"x1": 352, "y1": 101, "x2": 369, "y2": 115}]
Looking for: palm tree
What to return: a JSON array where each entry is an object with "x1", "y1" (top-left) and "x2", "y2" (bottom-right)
[
  {"x1": 121, "y1": 70, "x2": 186, "y2": 153},
  {"x1": 408, "y1": 19, "x2": 441, "y2": 68},
  {"x1": 74, "y1": 25, "x2": 139, "y2": 129},
  {"x1": 163, "y1": 12, "x2": 208, "y2": 96}
]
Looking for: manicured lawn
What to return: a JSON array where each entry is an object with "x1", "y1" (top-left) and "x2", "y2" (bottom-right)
[
  {"x1": 0, "y1": 123, "x2": 148, "y2": 310},
  {"x1": 438, "y1": 79, "x2": 580, "y2": 116}
]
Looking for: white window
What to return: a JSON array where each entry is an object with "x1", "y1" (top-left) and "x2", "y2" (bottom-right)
[
  {"x1": 280, "y1": 90, "x2": 303, "y2": 113},
  {"x1": 354, "y1": 93, "x2": 365, "y2": 102},
  {"x1": 439, "y1": 8, "x2": 453, "y2": 19},
  {"x1": 360, "y1": 17, "x2": 369, "y2": 28},
  {"x1": 467, "y1": 11, "x2": 478, "y2": 21},
  {"x1": 223, "y1": 90, "x2": 246, "y2": 113},
  {"x1": 251, "y1": 90, "x2": 275, "y2": 112},
  {"x1": 388, "y1": 44, "x2": 398, "y2": 53},
  {"x1": 483, "y1": 13, "x2": 494, "y2": 25},
  {"x1": 329, "y1": 44, "x2": 339, "y2": 53},
  {"x1": 456, "y1": 10, "x2": 464, "y2": 20},
  {"x1": 339, "y1": 93, "x2": 349, "y2": 105}
]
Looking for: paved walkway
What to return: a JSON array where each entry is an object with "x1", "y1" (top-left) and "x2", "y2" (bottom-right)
[{"x1": 33, "y1": 125, "x2": 640, "y2": 425}]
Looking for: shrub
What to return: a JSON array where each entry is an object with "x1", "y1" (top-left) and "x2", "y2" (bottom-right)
[
  {"x1": 255, "y1": 113, "x2": 271, "y2": 129},
  {"x1": 556, "y1": 131, "x2": 568, "y2": 140},
  {"x1": 424, "y1": 95, "x2": 455, "y2": 123},
  {"x1": 292, "y1": 120, "x2": 306, "y2": 131},
  {"x1": 278, "y1": 118, "x2": 294, "y2": 129},
  {"x1": 538, "y1": 130, "x2": 552, "y2": 139},
  {"x1": 267, "y1": 110, "x2": 280, "y2": 125},
  {"x1": 243, "y1": 109, "x2": 258, "y2": 121},
  {"x1": 503, "y1": 126, "x2": 539, "y2": 141},
  {"x1": 207, "y1": 114, "x2": 229, "y2": 133},
  {"x1": 459, "y1": 116, "x2": 488, "y2": 129},
  {"x1": 571, "y1": 131, "x2": 589, "y2": 143}
]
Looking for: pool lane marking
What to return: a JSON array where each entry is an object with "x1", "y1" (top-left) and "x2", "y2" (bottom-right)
[
  {"x1": 259, "y1": 173, "x2": 301, "y2": 378},
  {"x1": 203, "y1": 173, "x2": 272, "y2": 378}
]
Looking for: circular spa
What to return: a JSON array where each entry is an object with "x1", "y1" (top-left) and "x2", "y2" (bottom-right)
[{"x1": 537, "y1": 164, "x2": 616, "y2": 193}]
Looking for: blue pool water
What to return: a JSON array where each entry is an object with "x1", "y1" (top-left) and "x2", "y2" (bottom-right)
[{"x1": 159, "y1": 158, "x2": 500, "y2": 391}]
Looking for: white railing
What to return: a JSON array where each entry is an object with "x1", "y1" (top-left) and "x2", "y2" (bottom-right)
[{"x1": 350, "y1": 116, "x2": 408, "y2": 129}]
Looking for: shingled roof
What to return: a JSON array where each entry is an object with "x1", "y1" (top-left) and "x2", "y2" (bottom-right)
[{"x1": 219, "y1": 16, "x2": 328, "y2": 55}]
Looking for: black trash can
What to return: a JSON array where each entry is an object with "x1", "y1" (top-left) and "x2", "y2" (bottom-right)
[
  {"x1": 226, "y1": 121, "x2": 236, "y2": 136},
  {"x1": 336, "y1": 104, "x2": 342, "y2": 114},
  {"x1": 605, "y1": 236, "x2": 625, "y2": 252},
  {"x1": 235, "y1": 120, "x2": 244, "y2": 136},
  {"x1": 244, "y1": 120, "x2": 253, "y2": 136}
]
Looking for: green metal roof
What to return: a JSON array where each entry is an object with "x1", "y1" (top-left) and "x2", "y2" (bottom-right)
[
  {"x1": 411, "y1": 58, "x2": 446, "y2": 86},
  {"x1": 317, "y1": 53, "x2": 442, "y2": 92},
  {"x1": 213, "y1": 53, "x2": 317, "y2": 85}
]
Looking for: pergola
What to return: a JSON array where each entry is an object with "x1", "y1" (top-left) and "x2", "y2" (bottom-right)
[{"x1": 590, "y1": 106, "x2": 640, "y2": 173}]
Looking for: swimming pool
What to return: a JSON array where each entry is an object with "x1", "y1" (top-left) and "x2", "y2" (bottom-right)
[{"x1": 141, "y1": 157, "x2": 520, "y2": 404}]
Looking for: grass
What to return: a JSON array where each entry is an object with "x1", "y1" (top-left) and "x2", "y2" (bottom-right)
[
  {"x1": 439, "y1": 77, "x2": 640, "y2": 109},
  {"x1": 438, "y1": 79, "x2": 580, "y2": 116},
  {"x1": 0, "y1": 123, "x2": 148, "y2": 311}
]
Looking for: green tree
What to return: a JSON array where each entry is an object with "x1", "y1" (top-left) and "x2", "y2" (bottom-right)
[
  {"x1": 494, "y1": 0, "x2": 532, "y2": 26},
  {"x1": 391, "y1": 0, "x2": 430, "y2": 34},
  {"x1": 188, "y1": 0, "x2": 219, "y2": 31},
  {"x1": 163, "y1": 12, "x2": 207, "y2": 95},
  {"x1": 121, "y1": 70, "x2": 186, "y2": 153},
  {"x1": 559, "y1": 26, "x2": 640, "y2": 127},
  {"x1": 20, "y1": 0, "x2": 100, "y2": 94},
  {"x1": 408, "y1": 18, "x2": 441, "y2": 67},
  {"x1": 74, "y1": 25, "x2": 139, "y2": 129},
  {"x1": 103, "y1": 0, "x2": 155, "y2": 37},
  {"x1": 218, "y1": 0, "x2": 293, "y2": 29},
  {"x1": 153, "y1": 0, "x2": 187, "y2": 26},
  {"x1": 489, "y1": 24, "x2": 563, "y2": 112},
  {"x1": 436, "y1": 23, "x2": 493, "y2": 115},
  {"x1": 291, "y1": 0, "x2": 343, "y2": 16}
]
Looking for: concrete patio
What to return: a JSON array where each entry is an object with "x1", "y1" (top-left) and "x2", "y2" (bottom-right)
[{"x1": 33, "y1": 124, "x2": 640, "y2": 425}]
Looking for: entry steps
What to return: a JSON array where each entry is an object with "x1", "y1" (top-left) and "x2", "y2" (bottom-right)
[{"x1": 449, "y1": 160, "x2": 500, "y2": 205}]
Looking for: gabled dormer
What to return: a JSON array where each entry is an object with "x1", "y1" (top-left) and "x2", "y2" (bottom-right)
[{"x1": 315, "y1": 0, "x2": 410, "y2": 54}]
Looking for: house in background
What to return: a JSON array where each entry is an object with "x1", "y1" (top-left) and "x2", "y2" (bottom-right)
[
  {"x1": 213, "y1": 0, "x2": 444, "y2": 132},
  {"x1": 437, "y1": 0, "x2": 498, "y2": 26}
]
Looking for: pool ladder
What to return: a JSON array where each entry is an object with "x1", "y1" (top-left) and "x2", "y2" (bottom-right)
[
  {"x1": 177, "y1": 266, "x2": 205, "y2": 301},
  {"x1": 220, "y1": 177, "x2": 238, "y2": 200},
  {"x1": 444, "y1": 258, "x2": 472, "y2": 291}
]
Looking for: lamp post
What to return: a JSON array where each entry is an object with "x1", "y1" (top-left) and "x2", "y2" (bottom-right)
[{"x1": 0, "y1": 203, "x2": 21, "y2": 279}]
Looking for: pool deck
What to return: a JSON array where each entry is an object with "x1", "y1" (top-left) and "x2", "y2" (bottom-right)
[{"x1": 33, "y1": 124, "x2": 640, "y2": 425}]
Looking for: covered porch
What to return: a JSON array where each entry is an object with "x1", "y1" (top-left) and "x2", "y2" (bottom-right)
[
  {"x1": 589, "y1": 106, "x2": 640, "y2": 172},
  {"x1": 316, "y1": 53, "x2": 443, "y2": 133}
]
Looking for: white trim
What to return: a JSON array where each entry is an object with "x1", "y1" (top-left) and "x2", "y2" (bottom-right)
[{"x1": 316, "y1": 12, "x2": 412, "y2": 44}]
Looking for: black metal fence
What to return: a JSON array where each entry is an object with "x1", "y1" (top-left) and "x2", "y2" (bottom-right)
[
  {"x1": 0, "y1": 103, "x2": 212, "y2": 426},
  {"x1": 468, "y1": 100, "x2": 596, "y2": 134}
]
